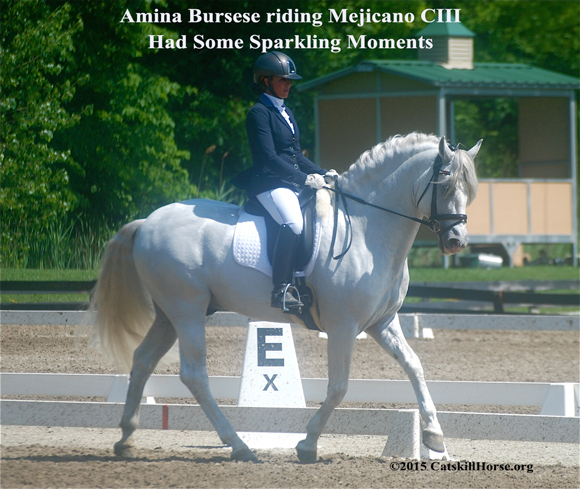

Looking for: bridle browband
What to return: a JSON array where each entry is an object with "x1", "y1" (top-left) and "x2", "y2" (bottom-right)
[{"x1": 327, "y1": 151, "x2": 468, "y2": 260}]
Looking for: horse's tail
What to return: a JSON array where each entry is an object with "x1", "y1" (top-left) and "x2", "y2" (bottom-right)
[{"x1": 88, "y1": 219, "x2": 154, "y2": 373}]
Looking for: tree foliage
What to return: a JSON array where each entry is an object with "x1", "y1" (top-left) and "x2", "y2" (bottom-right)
[
  {"x1": 1, "y1": 0, "x2": 578, "y2": 266},
  {"x1": 1, "y1": 1, "x2": 86, "y2": 251}
]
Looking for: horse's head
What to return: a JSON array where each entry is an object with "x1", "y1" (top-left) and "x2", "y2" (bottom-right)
[{"x1": 416, "y1": 137, "x2": 481, "y2": 256}]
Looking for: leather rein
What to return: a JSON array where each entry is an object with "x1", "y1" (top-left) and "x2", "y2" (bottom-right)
[{"x1": 327, "y1": 153, "x2": 468, "y2": 260}]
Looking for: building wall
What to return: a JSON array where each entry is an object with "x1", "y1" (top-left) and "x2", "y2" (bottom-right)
[
  {"x1": 317, "y1": 95, "x2": 437, "y2": 171},
  {"x1": 467, "y1": 180, "x2": 574, "y2": 237},
  {"x1": 380, "y1": 96, "x2": 437, "y2": 140},
  {"x1": 318, "y1": 98, "x2": 377, "y2": 170}
]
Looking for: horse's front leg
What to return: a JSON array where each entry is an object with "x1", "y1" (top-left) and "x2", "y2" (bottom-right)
[
  {"x1": 115, "y1": 305, "x2": 177, "y2": 458},
  {"x1": 366, "y1": 314, "x2": 445, "y2": 452},
  {"x1": 296, "y1": 327, "x2": 357, "y2": 463}
]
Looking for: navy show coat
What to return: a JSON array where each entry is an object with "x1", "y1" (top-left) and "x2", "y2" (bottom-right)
[{"x1": 240, "y1": 94, "x2": 326, "y2": 197}]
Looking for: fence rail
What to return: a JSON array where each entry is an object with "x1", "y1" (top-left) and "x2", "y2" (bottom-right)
[
  {"x1": 2, "y1": 373, "x2": 578, "y2": 417},
  {"x1": 2, "y1": 373, "x2": 579, "y2": 445},
  {"x1": 2, "y1": 280, "x2": 578, "y2": 313}
]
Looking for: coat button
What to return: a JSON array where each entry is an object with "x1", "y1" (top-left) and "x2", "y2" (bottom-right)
[
  {"x1": 294, "y1": 164, "x2": 299, "y2": 169},
  {"x1": 293, "y1": 154, "x2": 297, "y2": 159}
]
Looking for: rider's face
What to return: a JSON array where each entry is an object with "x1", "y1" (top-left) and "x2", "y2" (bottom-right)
[{"x1": 266, "y1": 76, "x2": 292, "y2": 99}]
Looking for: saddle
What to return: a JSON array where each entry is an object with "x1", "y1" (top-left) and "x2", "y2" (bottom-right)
[
  {"x1": 238, "y1": 187, "x2": 320, "y2": 331},
  {"x1": 242, "y1": 187, "x2": 318, "y2": 272}
]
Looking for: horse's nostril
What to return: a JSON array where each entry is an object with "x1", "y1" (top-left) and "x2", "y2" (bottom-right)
[{"x1": 448, "y1": 238, "x2": 463, "y2": 249}]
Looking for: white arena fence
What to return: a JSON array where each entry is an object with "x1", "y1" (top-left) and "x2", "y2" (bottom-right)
[
  {"x1": 1, "y1": 373, "x2": 579, "y2": 446},
  {"x1": 2, "y1": 310, "x2": 579, "y2": 336},
  {"x1": 2, "y1": 310, "x2": 579, "y2": 456},
  {"x1": 2, "y1": 373, "x2": 578, "y2": 417}
]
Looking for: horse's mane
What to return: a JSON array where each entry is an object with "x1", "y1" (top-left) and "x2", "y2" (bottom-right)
[
  {"x1": 343, "y1": 132, "x2": 478, "y2": 204},
  {"x1": 345, "y1": 133, "x2": 440, "y2": 180}
]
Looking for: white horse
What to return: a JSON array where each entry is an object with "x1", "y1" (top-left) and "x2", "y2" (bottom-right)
[{"x1": 90, "y1": 132, "x2": 481, "y2": 463}]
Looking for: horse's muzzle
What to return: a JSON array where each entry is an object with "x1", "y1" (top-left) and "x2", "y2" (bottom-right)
[{"x1": 440, "y1": 234, "x2": 467, "y2": 256}]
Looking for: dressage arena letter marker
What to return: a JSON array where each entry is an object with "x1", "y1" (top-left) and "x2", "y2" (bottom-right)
[
  {"x1": 238, "y1": 321, "x2": 306, "y2": 448},
  {"x1": 257, "y1": 327, "x2": 284, "y2": 367},
  {"x1": 263, "y1": 374, "x2": 279, "y2": 391}
]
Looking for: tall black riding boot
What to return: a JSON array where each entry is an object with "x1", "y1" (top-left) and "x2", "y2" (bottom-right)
[{"x1": 271, "y1": 224, "x2": 303, "y2": 311}]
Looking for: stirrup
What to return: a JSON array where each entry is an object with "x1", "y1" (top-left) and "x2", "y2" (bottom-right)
[
  {"x1": 282, "y1": 284, "x2": 304, "y2": 313},
  {"x1": 272, "y1": 284, "x2": 304, "y2": 313}
]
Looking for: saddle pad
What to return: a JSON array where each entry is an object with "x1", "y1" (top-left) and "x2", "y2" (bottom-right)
[{"x1": 233, "y1": 211, "x2": 321, "y2": 278}]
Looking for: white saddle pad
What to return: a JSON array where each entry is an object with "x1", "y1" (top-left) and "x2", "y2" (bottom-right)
[{"x1": 233, "y1": 211, "x2": 321, "y2": 278}]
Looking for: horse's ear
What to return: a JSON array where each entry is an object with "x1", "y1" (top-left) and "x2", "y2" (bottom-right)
[
  {"x1": 438, "y1": 137, "x2": 453, "y2": 162},
  {"x1": 467, "y1": 139, "x2": 483, "y2": 159}
]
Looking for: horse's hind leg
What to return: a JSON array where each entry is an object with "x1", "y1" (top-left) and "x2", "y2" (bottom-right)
[
  {"x1": 173, "y1": 308, "x2": 257, "y2": 462},
  {"x1": 366, "y1": 314, "x2": 445, "y2": 453},
  {"x1": 114, "y1": 304, "x2": 177, "y2": 458}
]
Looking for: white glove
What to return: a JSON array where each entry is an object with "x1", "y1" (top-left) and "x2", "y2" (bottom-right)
[
  {"x1": 305, "y1": 173, "x2": 325, "y2": 190},
  {"x1": 324, "y1": 169, "x2": 339, "y2": 186}
]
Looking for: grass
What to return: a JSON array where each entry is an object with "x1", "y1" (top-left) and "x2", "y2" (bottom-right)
[
  {"x1": 1, "y1": 266, "x2": 577, "y2": 310},
  {"x1": 1, "y1": 218, "x2": 115, "y2": 270},
  {"x1": 1, "y1": 269, "x2": 98, "y2": 281},
  {"x1": 2, "y1": 266, "x2": 578, "y2": 283},
  {"x1": 408, "y1": 266, "x2": 579, "y2": 283},
  {"x1": 1, "y1": 269, "x2": 98, "y2": 305}
]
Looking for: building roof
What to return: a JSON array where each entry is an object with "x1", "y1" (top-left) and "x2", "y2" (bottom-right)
[
  {"x1": 298, "y1": 60, "x2": 580, "y2": 92},
  {"x1": 416, "y1": 20, "x2": 475, "y2": 38}
]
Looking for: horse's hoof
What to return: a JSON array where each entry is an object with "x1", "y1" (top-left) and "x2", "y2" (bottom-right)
[
  {"x1": 422, "y1": 428, "x2": 445, "y2": 453},
  {"x1": 114, "y1": 441, "x2": 137, "y2": 458},
  {"x1": 296, "y1": 441, "x2": 317, "y2": 464},
  {"x1": 230, "y1": 446, "x2": 258, "y2": 462}
]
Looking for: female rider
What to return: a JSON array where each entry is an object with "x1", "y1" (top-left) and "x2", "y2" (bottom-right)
[{"x1": 236, "y1": 51, "x2": 334, "y2": 311}]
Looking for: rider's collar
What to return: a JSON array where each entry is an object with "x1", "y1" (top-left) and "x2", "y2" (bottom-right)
[{"x1": 260, "y1": 93, "x2": 285, "y2": 110}]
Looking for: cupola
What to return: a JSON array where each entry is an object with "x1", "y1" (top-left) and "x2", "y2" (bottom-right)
[{"x1": 416, "y1": 17, "x2": 476, "y2": 69}]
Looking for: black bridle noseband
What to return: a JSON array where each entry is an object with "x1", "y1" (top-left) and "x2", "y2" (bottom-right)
[{"x1": 327, "y1": 152, "x2": 468, "y2": 260}]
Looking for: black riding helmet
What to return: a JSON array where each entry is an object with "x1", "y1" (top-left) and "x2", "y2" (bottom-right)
[{"x1": 253, "y1": 51, "x2": 302, "y2": 96}]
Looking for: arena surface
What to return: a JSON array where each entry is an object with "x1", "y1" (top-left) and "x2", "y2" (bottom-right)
[{"x1": 2, "y1": 322, "x2": 579, "y2": 488}]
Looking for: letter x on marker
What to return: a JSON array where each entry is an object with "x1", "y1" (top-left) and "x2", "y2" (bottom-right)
[{"x1": 263, "y1": 374, "x2": 278, "y2": 391}]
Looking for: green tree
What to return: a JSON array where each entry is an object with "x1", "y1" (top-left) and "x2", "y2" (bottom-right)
[
  {"x1": 56, "y1": 0, "x2": 194, "y2": 223},
  {"x1": 1, "y1": 0, "x2": 87, "y2": 264}
]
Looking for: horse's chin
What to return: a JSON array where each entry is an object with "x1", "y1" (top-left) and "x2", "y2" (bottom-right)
[{"x1": 441, "y1": 247, "x2": 463, "y2": 256}]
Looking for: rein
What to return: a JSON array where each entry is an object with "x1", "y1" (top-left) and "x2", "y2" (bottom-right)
[{"x1": 327, "y1": 154, "x2": 468, "y2": 260}]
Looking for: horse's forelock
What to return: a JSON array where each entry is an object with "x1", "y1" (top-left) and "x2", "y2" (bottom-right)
[{"x1": 446, "y1": 149, "x2": 478, "y2": 205}]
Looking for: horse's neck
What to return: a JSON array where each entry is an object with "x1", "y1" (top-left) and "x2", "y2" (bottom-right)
[
  {"x1": 338, "y1": 150, "x2": 433, "y2": 271},
  {"x1": 341, "y1": 149, "x2": 432, "y2": 222}
]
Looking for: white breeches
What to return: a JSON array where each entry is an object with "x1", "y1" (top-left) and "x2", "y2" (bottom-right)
[{"x1": 256, "y1": 187, "x2": 303, "y2": 235}]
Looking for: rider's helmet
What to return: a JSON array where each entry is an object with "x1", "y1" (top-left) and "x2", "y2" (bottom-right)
[{"x1": 253, "y1": 52, "x2": 302, "y2": 95}]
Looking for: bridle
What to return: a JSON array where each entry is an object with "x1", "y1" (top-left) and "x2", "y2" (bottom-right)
[
  {"x1": 327, "y1": 151, "x2": 468, "y2": 260},
  {"x1": 416, "y1": 153, "x2": 468, "y2": 235}
]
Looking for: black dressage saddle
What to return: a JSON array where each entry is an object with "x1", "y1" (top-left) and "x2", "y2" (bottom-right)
[
  {"x1": 241, "y1": 188, "x2": 320, "y2": 330},
  {"x1": 242, "y1": 187, "x2": 317, "y2": 272}
]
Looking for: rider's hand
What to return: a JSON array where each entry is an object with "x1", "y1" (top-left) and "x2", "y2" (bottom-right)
[
  {"x1": 324, "y1": 170, "x2": 339, "y2": 186},
  {"x1": 305, "y1": 173, "x2": 326, "y2": 190}
]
